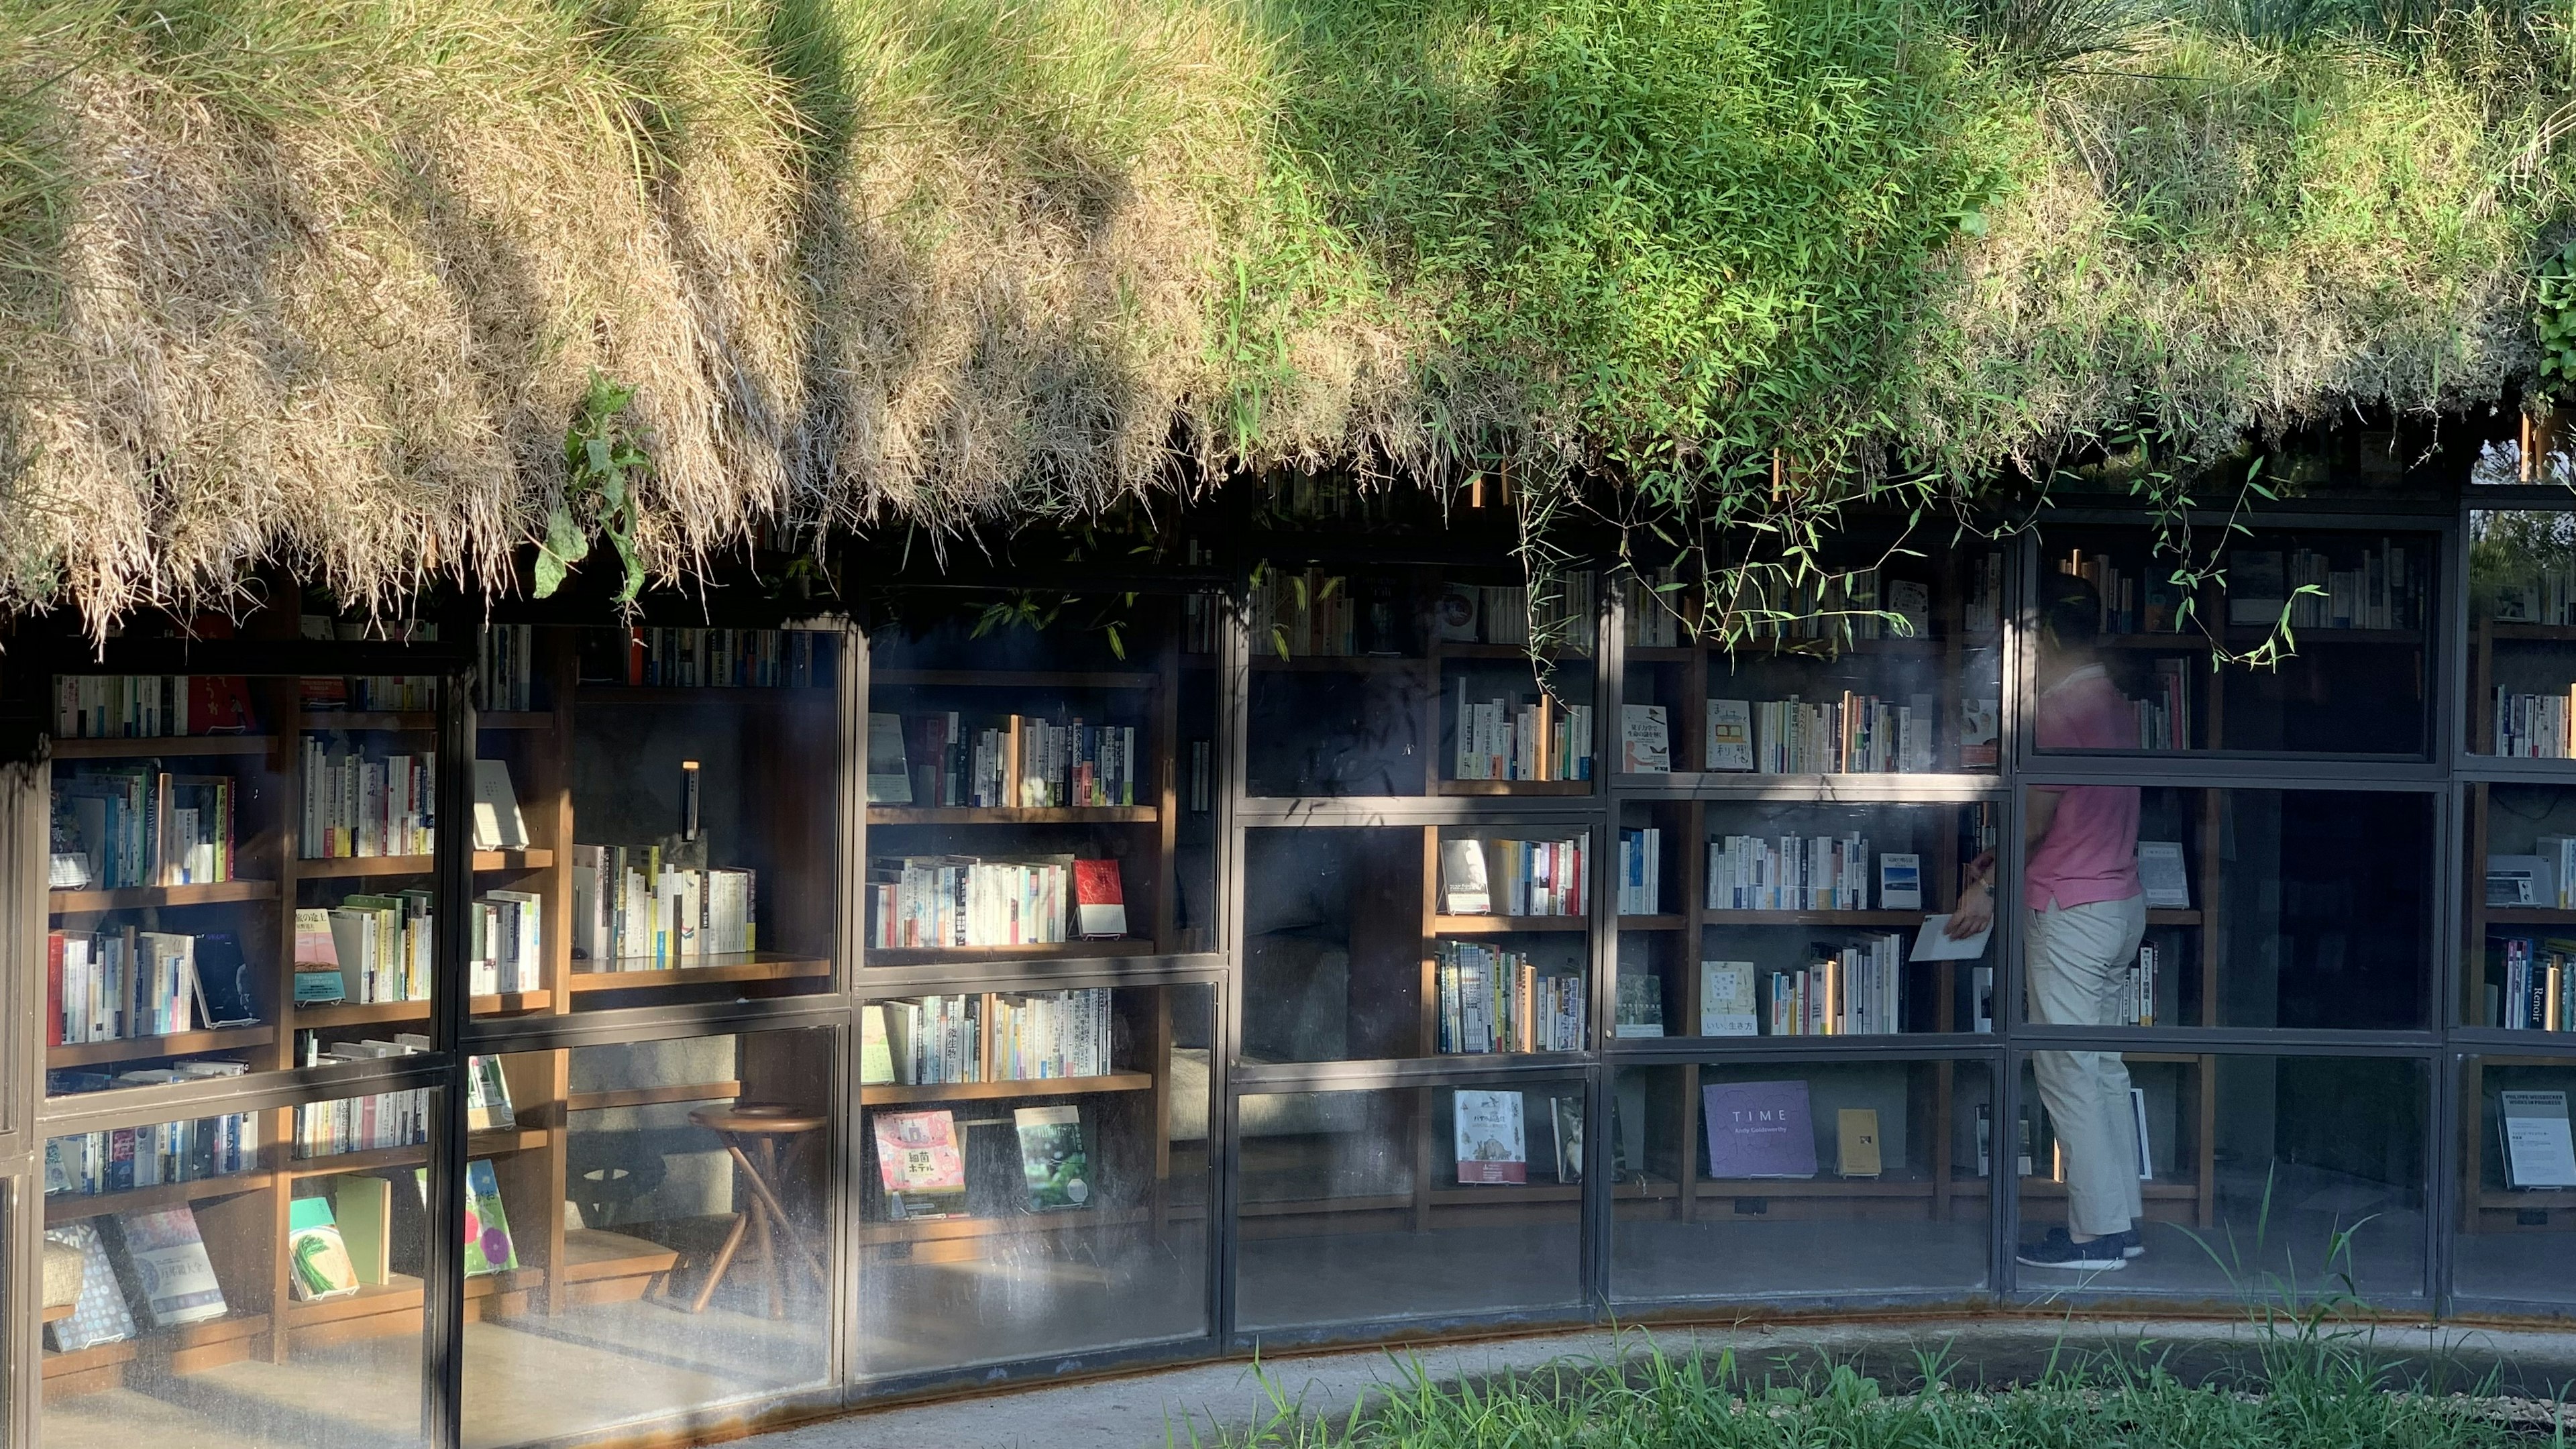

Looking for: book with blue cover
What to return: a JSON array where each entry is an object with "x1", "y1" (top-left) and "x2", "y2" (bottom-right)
[{"x1": 1703, "y1": 1079, "x2": 1817, "y2": 1179}]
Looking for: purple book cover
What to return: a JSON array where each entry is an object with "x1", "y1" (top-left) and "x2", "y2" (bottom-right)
[{"x1": 1703, "y1": 1079, "x2": 1817, "y2": 1179}]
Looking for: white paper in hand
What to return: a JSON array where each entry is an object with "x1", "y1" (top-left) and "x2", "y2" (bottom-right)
[{"x1": 1911, "y1": 914, "x2": 1992, "y2": 962}]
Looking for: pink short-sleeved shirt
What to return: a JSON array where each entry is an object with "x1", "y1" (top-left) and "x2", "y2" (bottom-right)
[{"x1": 2025, "y1": 663, "x2": 2143, "y2": 910}]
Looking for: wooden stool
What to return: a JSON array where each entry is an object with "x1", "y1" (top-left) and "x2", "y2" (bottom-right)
[{"x1": 687, "y1": 1104, "x2": 828, "y2": 1318}]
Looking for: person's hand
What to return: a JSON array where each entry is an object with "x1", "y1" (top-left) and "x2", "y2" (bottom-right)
[{"x1": 1947, "y1": 879, "x2": 1994, "y2": 938}]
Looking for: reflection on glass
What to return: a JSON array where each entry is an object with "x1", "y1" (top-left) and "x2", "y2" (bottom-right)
[
  {"x1": 1235, "y1": 1083, "x2": 1585, "y2": 1332},
  {"x1": 2472, "y1": 511, "x2": 2576, "y2": 755},
  {"x1": 39, "y1": 1091, "x2": 435, "y2": 1449},
  {"x1": 460, "y1": 1030, "x2": 835, "y2": 1444},
  {"x1": 2457, "y1": 1058, "x2": 2576, "y2": 1306},
  {"x1": 858, "y1": 986, "x2": 1209, "y2": 1377},
  {"x1": 1611, "y1": 1060, "x2": 1991, "y2": 1301},
  {"x1": 2469, "y1": 784, "x2": 2576, "y2": 1028},
  {"x1": 2012, "y1": 1055, "x2": 2424, "y2": 1301}
]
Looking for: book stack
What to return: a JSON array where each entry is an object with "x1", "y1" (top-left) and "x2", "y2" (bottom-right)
[
  {"x1": 54, "y1": 676, "x2": 255, "y2": 738},
  {"x1": 1732, "y1": 568, "x2": 1888, "y2": 642},
  {"x1": 1438, "y1": 575, "x2": 1596, "y2": 650},
  {"x1": 2496, "y1": 936, "x2": 2576, "y2": 1030},
  {"x1": 46, "y1": 928, "x2": 256, "y2": 1042},
  {"x1": 1707, "y1": 833, "x2": 1874, "y2": 911},
  {"x1": 866, "y1": 854, "x2": 1077, "y2": 948},
  {"x1": 52, "y1": 768, "x2": 237, "y2": 888},
  {"x1": 2059, "y1": 551, "x2": 2190, "y2": 635},
  {"x1": 985, "y1": 989, "x2": 1116, "y2": 1080},
  {"x1": 2491, "y1": 561, "x2": 2576, "y2": 625},
  {"x1": 570, "y1": 846, "x2": 758, "y2": 965},
  {"x1": 1623, "y1": 570, "x2": 1683, "y2": 647},
  {"x1": 299, "y1": 743, "x2": 434, "y2": 858},
  {"x1": 1617, "y1": 828, "x2": 1661, "y2": 915},
  {"x1": 1724, "y1": 694, "x2": 1935, "y2": 773},
  {"x1": 612, "y1": 627, "x2": 808, "y2": 687},
  {"x1": 292, "y1": 1085, "x2": 430, "y2": 1158},
  {"x1": 470, "y1": 891, "x2": 543, "y2": 996},
  {"x1": 46, "y1": 1111, "x2": 259, "y2": 1197},
  {"x1": 1450, "y1": 684, "x2": 1593, "y2": 781},
  {"x1": 2137, "y1": 659, "x2": 2191, "y2": 749},
  {"x1": 1766, "y1": 934, "x2": 1905, "y2": 1035},
  {"x1": 320, "y1": 894, "x2": 433, "y2": 1004},
  {"x1": 478, "y1": 623, "x2": 533, "y2": 710},
  {"x1": 1434, "y1": 942, "x2": 1585, "y2": 1053},
  {"x1": 1438, "y1": 835, "x2": 1589, "y2": 917},
  {"x1": 2495, "y1": 687, "x2": 2576, "y2": 757},
  {"x1": 2224, "y1": 541, "x2": 2420, "y2": 629},
  {"x1": 878, "y1": 996, "x2": 983, "y2": 1083},
  {"x1": 2116, "y1": 942, "x2": 2161, "y2": 1026},
  {"x1": 1250, "y1": 568, "x2": 1361, "y2": 656}
]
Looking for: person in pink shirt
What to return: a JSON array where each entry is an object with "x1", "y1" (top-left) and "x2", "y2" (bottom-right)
[{"x1": 1947, "y1": 572, "x2": 2144, "y2": 1271}]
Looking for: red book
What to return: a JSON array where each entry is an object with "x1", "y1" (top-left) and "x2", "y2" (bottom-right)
[
  {"x1": 1073, "y1": 859, "x2": 1126, "y2": 939},
  {"x1": 45, "y1": 931, "x2": 63, "y2": 1046}
]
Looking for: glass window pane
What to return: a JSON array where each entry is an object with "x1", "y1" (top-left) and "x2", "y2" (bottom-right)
[
  {"x1": 564, "y1": 625, "x2": 841, "y2": 1008},
  {"x1": 2470, "y1": 509, "x2": 2576, "y2": 756},
  {"x1": 1611, "y1": 1059, "x2": 1992, "y2": 1302},
  {"x1": 2035, "y1": 528, "x2": 2433, "y2": 756},
  {"x1": 1235, "y1": 1081, "x2": 1585, "y2": 1332},
  {"x1": 2012, "y1": 1054, "x2": 2424, "y2": 1301},
  {"x1": 462, "y1": 1028, "x2": 835, "y2": 1443},
  {"x1": 2457, "y1": 1056, "x2": 2576, "y2": 1306},
  {"x1": 2468, "y1": 783, "x2": 2576, "y2": 1029},
  {"x1": 859, "y1": 984, "x2": 1210, "y2": 1378},
  {"x1": 40, "y1": 1089, "x2": 437, "y2": 1449},
  {"x1": 1246, "y1": 826, "x2": 1594, "y2": 1065},
  {"x1": 863, "y1": 594, "x2": 1216, "y2": 963}
]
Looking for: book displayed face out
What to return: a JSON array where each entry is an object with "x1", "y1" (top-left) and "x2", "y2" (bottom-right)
[{"x1": 1702, "y1": 1079, "x2": 1817, "y2": 1179}]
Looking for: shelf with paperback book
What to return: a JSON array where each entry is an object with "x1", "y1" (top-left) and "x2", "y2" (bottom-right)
[
  {"x1": 2460, "y1": 1059, "x2": 2576, "y2": 1240},
  {"x1": 1436, "y1": 647, "x2": 1598, "y2": 794},
  {"x1": 2472, "y1": 511, "x2": 2576, "y2": 759},
  {"x1": 2463, "y1": 784, "x2": 2576, "y2": 1032}
]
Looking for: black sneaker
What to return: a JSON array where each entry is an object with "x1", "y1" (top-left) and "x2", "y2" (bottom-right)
[
  {"x1": 2016, "y1": 1227, "x2": 2126, "y2": 1270},
  {"x1": 2116, "y1": 1228, "x2": 2145, "y2": 1259}
]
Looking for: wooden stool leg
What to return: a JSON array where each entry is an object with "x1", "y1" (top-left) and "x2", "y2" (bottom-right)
[
  {"x1": 722, "y1": 1139, "x2": 830, "y2": 1290},
  {"x1": 754, "y1": 1138, "x2": 784, "y2": 1320},
  {"x1": 688, "y1": 1210, "x2": 751, "y2": 1315}
]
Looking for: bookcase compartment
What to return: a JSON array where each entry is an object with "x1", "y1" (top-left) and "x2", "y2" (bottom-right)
[
  {"x1": 2457, "y1": 1059, "x2": 2576, "y2": 1317},
  {"x1": 2469, "y1": 508, "x2": 2576, "y2": 757}
]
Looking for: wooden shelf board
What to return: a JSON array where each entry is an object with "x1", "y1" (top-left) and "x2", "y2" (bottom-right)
[
  {"x1": 867, "y1": 669, "x2": 1157, "y2": 690},
  {"x1": 861, "y1": 1205, "x2": 1150, "y2": 1244},
  {"x1": 1693, "y1": 1177, "x2": 1942, "y2": 1199},
  {"x1": 52, "y1": 735, "x2": 272, "y2": 759},
  {"x1": 292, "y1": 991, "x2": 551, "y2": 1028},
  {"x1": 284, "y1": 1128, "x2": 549, "y2": 1179},
  {"x1": 2479, "y1": 1189, "x2": 2576, "y2": 1210},
  {"x1": 1248, "y1": 655, "x2": 1428, "y2": 675},
  {"x1": 2487, "y1": 908, "x2": 2576, "y2": 926},
  {"x1": 1430, "y1": 914, "x2": 1588, "y2": 934},
  {"x1": 42, "y1": 1302, "x2": 72, "y2": 1324},
  {"x1": 45, "y1": 1171, "x2": 276, "y2": 1226},
  {"x1": 1435, "y1": 642, "x2": 1596, "y2": 661},
  {"x1": 43, "y1": 1313, "x2": 270, "y2": 1377},
  {"x1": 565, "y1": 1079, "x2": 743, "y2": 1114},
  {"x1": 561, "y1": 1228, "x2": 680, "y2": 1282},
  {"x1": 303, "y1": 711, "x2": 551, "y2": 732},
  {"x1": 41, "y1": 1339, "x2": 136, "y2": 1379},
  {"x1": 1703, "y1": 910, "x2": 1922, "y2": 926},
  {"x1": 2018, "y1": 1179, "x2": 2201, "y2": 1199},
  {"x1": 862, "y1": 1071, "x2": 1154, "y2": 1106},
  {"x1": 295, "y1": 849, "x2": 553, "y2": 878},
  {"x1": 2147, "y1": 909, "x2": 2202, "y2": 926},
  {"x1": 869, "y1": 806, "x2": 1156, "y2": 825},
  {"x1": 282, "y1": 1269, "x2": 541, "y2": 1328},
  {"x1": 2491, "y1": 623, "x2": 2576, "y2": 642},
  {"x1": 567, "y1": 953, "x2": 832, "y2": 991},
  {"x1": 1430, "y1": 1178, "x2": 1678, "y2": 1205},
  {"x1": 51, "y1": 879, "x2": 276, "y2": 913},
  {"x1": 862, "y1": 941, "x2": 1152, "y2": 967},
  {"x1": 1617, "y1": 914, "x2": 1687, "y2": 930},
  {"x1": 1435, "y1": 780, "x2": 1594, "y2": 797},
  {"x1": 48, "y1": 1024, "x2": 274, "y2": 1069}
]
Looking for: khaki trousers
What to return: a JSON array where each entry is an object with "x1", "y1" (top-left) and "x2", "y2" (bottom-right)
[{"x1": 2025, "y1": 895, "x2": 2147, "y2": 1239}]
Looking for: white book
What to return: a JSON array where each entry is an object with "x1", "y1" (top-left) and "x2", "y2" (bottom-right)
[
  {"x1": 1620, "y1": 704, "x2": 1670, "y2": 773},
  {"x1": 1705, "y1": 698, "x2": 1754, "y2": 771},
  {"x1": 1699, "y1": 961, "x2": 1759, "y2": 1036},
  {"x1": 866, "y1": 713, "x2": 913, "y2": 804},
  {"x1": 1878, "y1": 853, "x2": 1921, "y2": 910},
  {"x1": 1440, "y1": 839, "x2": 1491, "y2": 915},
  {"x1": 2137, "y1": 841, "x2": 2191, "y2": 908},
  {"x1": 2504, "y1": 1089, "x2": 2576, "y2": 1189},
  {"x1": 471, "y1": 759, "x2": 529, "y2": 851}
]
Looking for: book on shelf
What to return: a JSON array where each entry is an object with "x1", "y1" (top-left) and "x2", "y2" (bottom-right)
[
  {"x1": 1706, "y1": 831, "x2": 1871, "y2": 911},
  {"x1": 1617, "y1": 828, "x2": 1660, "y2": 915},
  {"x1": 872, "y1": 1108, "x2": 969, "y2": 1219},
  {"x1": 2131, "y1": 1086, "x2": 2153, "y2": 1179},
  {"x1": 1443, "y1": 576, "x2": 1594, "y2": 651},
  {"x1": 598, "y1": 626, "x2": 809, "y2": 688},
  {"x1": 1878, "y1": 853, "x2": 1921, "y2": 910},
  {"x1": 477, "y1": 623, "x2": 533, "y2": 711},
  {"x1": 466, "y1": 1055, "x2": 517, "y2": 1132},
  {"x1": 1617, "y1": 704, "x2": 1668, "y2": 774},
  {"x1": 2496, "y1": 688, "x2": 2576, "y2": 757},
  {"x1": 188, "y1": 932, "x2": 258, "y2": 1028},
  {"x1": 1452, "y1": 1089, "x2": 1528, "y2": 1185},
  {"x1": 1745, "y1": 693, "x2": 1934, "y2": 773},
  {"x1": 2137, "y1": 841, "x2": 2190, "y2": 908},
  {"x1": 1623, "y1": 570, "x2": 1683, "y2": 647},
  {"x1": 47, "y1": 926, "x2": 223, "y2": 1044},
  {"x1": 1452, "y1": 682, "x2": 1594, "y2": 782},
  {"x1": 1612, "y1": 963, "x2": 1664, "y2": 1038},
  {"x1": 1974, "y1": 965, "x2": 1995, "y2": 1034},
  {"x1": 859, "y1": 1004, "x2": 897, "y2": 1085},
  {"x1": 1703, "y1": 1079, "x2": 1816, "y2": 1179},
  {"x1": 118, "y1": 1205, "x2": 229, "y2": 1327},
  {"x1": 1835, "y1": 1108, "x2": 1882, "y2": 1179},
  {"x1": 1189, "y1": 740, "x2": 1212, "y2": 812},
  {"x1": 470, "y1": 759, "x2": 529, "y2": 850},
  {"x1": 300, "y1": 741, "x2": 434, "y2": 859},
  {"x1": 2116, "y1": 943, "x2": 2161, "y2": 1026},
  {"x1": 1705, "y1": 698, "x2": 1754, "y2": 771},
  {"x1": 1442, "y1": 835, "x2": 1589, "y2": 917},
  {"x1": 572, "y1": 845, "x2": 757, "y2": 964},
  {"x1": 2493, "y1": 936, "x2": 2576, "y2": 1030},
  {"x1": 2502, "y1": 1089, "x2": 2576, "y2": 1189},
  {"x1": 1551, "y1": 1095, "x2": 1585, "y2": 1183},
  {"x1": 54, "y1": 674, "x2": 256, "y2": 739},
  {"x1": 286, "y1": 1195, "x2": 362, "y2": 1301},
  {"x1": 1014, "y1": 1105, "x2": 1093, "y2": 1212},
  {"x1": 2490, "y1": 564, "x2": 2576, "y2": 627},
  {"x1": 1438, "y1": 838, "x2": 1491, "y2": 915},
  {"x1": 2226, "y1": 550, "x2": 2288, "y2": 626},
  {"x1": 883, "y1": 987, "x2": 1114, "y2": 1084},
  {"x1": 46, "y1": 1110, "x2": 258, "y2": 1197},
  {"x1": 2535, "y1": 837, "x2": 2576, "y2": 908},
  {"x1": 1887, "y1": 579, "x2": 1931, "y2": 637},
  {"x1": 471, "y1": 888, "x2": 543, "y2": 995},
  {"x1": 2223, "y1": 540, "x2": 2419, "y2": 630},
  {"x1": 45, "y1": 1224, "x2": 136, "y2": 1352},
  {"x1": 2059, "y1": 550, "x2": 2190, "y2": 636},
  {"x1": 335, "y1": 1177, "x2": 394, "y2": 1285},
  {"x1": 52, "y1": 766, "x2": 238, "y2": 889},
  {"x1": 2491, "y1": 857, "x2": 2552, "y2": 908},
  {"x1": 292, "y1": 1081, "x2": 429, "y2": 1158},
  {"x1": 868, "y1": 853, "x2": 1078, "y2": 949},
  {"x1": 1732, "y1": 568, "x2": 1889, "y2": 643},
  {"x1": 1699, "y1": 961, "x2": 1759, "y2": 1036},
  {"x1": 1073, "y1": 859, "x2": 1128, "y2": 938},
  {"x1": 1434, "y1": 941, "x2": 1585, "y2": 1053},
  {"x1": 2137, "y1": 658, "x2": 2191, "y2": 750},
  {"x1": 1957, "y1": 690, "x2": 2000, "y2": 770},
  {"x1": 1434, "y1": 582, "x2": 1481, "y2": 643},
  {"x1": 326, "y1": 893, "x2": 433, "y2": 1005},
  {"x1": 412, "y1": 1160, "x2": 519, "y2": 1275},
  {"x1": 1763, "y1": 935, "x2": 1906, "y2": 1036},
  {"x1": 894, "y1": 712, "x2": 1138, "y2": 810},
  {"x1": 866, "y1": 713, "x2": 913, "y2": 804}
]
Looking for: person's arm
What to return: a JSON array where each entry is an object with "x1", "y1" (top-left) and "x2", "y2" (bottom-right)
[{"x1": 1945, "y1": 788, "x2": 2063, "y2": 937}]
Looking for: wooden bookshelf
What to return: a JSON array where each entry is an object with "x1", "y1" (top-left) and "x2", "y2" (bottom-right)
[
  {"x1": 566, "y1": 953, "x2": 832, "y2": 992},
  {"x1": 46, "y1": 1025, "x2": 274, "y2": 1069},
  {"x1": 44, "y1": 1171, "x2": 278, "y2": 1226},
  {"x1": 861, "y1": 1071, "x2": 1155, "y2": 1106},
  {"x1": 294, "y1": 849, "x2": 555, "y2": 878},
  {"x1": 50, "y1": 735, "x2": 273, "y2": 759}
]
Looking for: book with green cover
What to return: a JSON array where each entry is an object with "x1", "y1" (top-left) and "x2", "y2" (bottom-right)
[
  {"x1": 334, "y1": 1175, "x2": 392, "y2": 1285},
  {"x1": 413, "y1": 1159, "x2": 518, "y2": 1276},
  {"x1": 286, "y1": 1195, "x2": 360, "y2": 1300},
  {"x1": 1013, "y1": 1104, "x2": 1091, "y2": 1212}
]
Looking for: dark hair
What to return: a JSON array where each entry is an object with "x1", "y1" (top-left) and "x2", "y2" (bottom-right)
[{"x1": 2041, "y1": 572, "x2": 2102, "y2": 647}]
